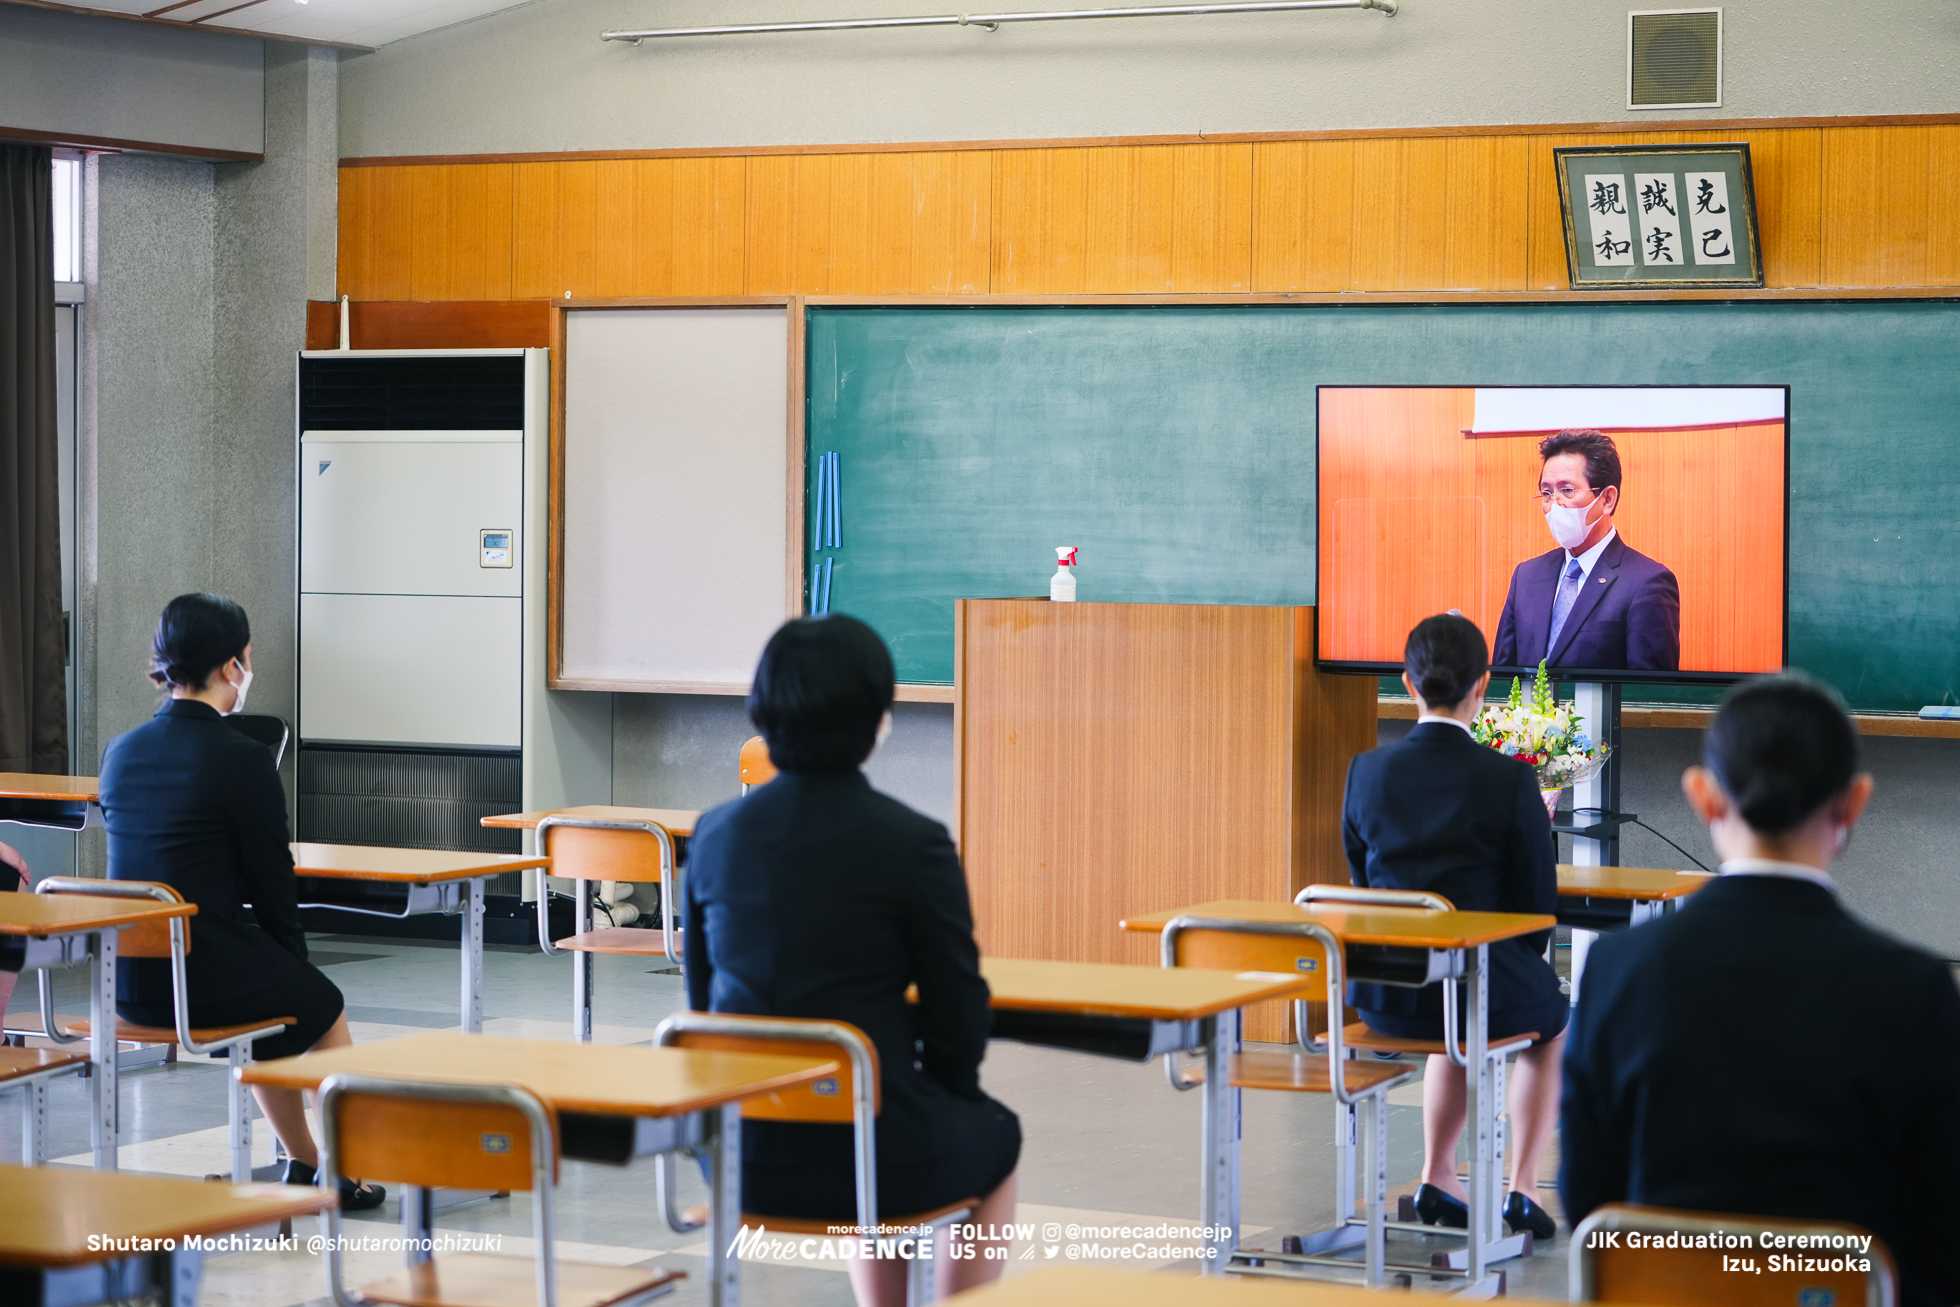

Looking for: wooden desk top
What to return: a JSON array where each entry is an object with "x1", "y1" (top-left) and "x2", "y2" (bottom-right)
[
  {"x1": 1118, "y1": 900, "x2": 1555, "y2": 949},
  {"x1": 979, "y1": 957, "x2": 1312, "y2": 1021},
  {"x1": 291, "y1": 843, "x2": 548, "y2": 883},
  {"x1": 239, "y1": 1031, "x2": 836, "y2": 1118},
  {"x1": 1558, "y1": 863, "x2": 1714, "y2": 901},
  {"x1": 953, "y1": 1266, "x2": 1674, "y2": 1307},
  {"x1": 0, "y1": 1167, "x2": 333, "y2": 1268},
  {"x1": 0, "y1": 894, "x2": 195, "y2": 937},
  {"x1": 480, "y1": 805, "x2": 700, "y2": 835},
  {"x1": 0, "y1": 773, "x2": 99, "y2": 802}
]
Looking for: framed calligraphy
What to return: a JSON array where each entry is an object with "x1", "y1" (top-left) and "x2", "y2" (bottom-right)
[{"x1": 1555, "y1": 143, "x2": 1761, "y2": 288}]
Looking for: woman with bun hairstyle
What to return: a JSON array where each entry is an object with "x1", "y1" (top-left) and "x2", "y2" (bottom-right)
[
  {"x1": 1562, "y1": 674, "x2": 1960, "y2": 1307},
  {"x1": 98, "y1": 593, "x2": 383, "y2": 1209}
]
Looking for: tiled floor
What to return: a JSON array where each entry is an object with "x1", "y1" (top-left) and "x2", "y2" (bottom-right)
[{"x1": 3, "y1": 936, "x2": 1575, "y2": 1304}]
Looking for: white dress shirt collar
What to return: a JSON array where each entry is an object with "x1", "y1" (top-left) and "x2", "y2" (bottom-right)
[
  {"x1": 1566, "y1": 526, "x2": 1619, "y2": 581},
  {"x1": 1718, "y1": 857, "x2": 1837, "y2": 892},
  {"x1": 1415, "y1": 714, "x2": 1475, "y2": 736}
]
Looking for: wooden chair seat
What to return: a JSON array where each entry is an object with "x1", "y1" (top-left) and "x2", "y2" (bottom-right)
[
  {"x1": 357, "y1": 1252, "x2": 682, "y2": 1307},
  {"x1": 6, "y1": 1012, "x2": 294, "y2": 1046},
  {"x1": 553, "y1": 927, "x2": 679, "y2": 957},
  {"x1": 741, "y1": 1197, "x2": 977, "y2": 1236},
  {"x1": 1168, "y1": 1051, "x2": 1412, "y2": 1094},
  {"x1": 0, "y1": 1046, "x2": 89, "y2": 1082},
  {"x1": 1341, "y1": 1021, "x2": 1537, "y2": 1057}
]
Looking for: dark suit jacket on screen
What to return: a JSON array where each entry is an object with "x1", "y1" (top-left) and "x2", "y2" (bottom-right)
[
  {"x1": 98, "y1": 698, "x2": 308, "y2": 1008},
  {"x1": 684, "y1": 769, "x2": 996, "y2": 1192},
  {"x1": 1341, "y1": 721, "x2": 1561, "y2": 1030},
  {"x1": 1492, "y1": 534, "x2": 1681, "y2": 672},
  {"x1": 1563, "y1": 873, "x2": 1960, "y2": 1307}
]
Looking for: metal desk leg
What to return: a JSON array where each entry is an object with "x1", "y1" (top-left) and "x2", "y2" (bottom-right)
[
  {"x1": 23, "y1": 1079, "x2": 47, "y2": 1165},
  {"x1": 91, "y1": 929, "x2": 118, "y2": 1171},
  {"x1": 403, "y1": 1186, "x2": 434, "y2": 1265},
  {"x1": 462, "y1": 877, "x2": 485, "y2": 1034},
  {"x1": 228, "y1": 1045, "x2": 254, "y2": 1183},
  {"x1": 706, "y1": 1101, "x2": 742, "y2": 1307},
  {"x1": 1465, "y1": 943, "x2": 1490, "y2": 1285},
  {"x1": 1198, "y1": 1010, "x2": 1240, "y2": 1274},
  {"x1": 1569, "y1": 927, "x2": 1597, "y2": 1008},
  {"x1": 572, "y1": 879, "x2": 594, "y2": 1044}
]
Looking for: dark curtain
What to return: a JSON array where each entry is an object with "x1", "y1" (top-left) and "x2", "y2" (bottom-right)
[{"x1": 0, "y1": 146, "x2": 67, "y2": 774}]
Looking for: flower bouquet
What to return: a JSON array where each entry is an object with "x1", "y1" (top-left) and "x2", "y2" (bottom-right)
[{"x1": 1470, "y1": 660, "x2": 1612, "y2": 819}]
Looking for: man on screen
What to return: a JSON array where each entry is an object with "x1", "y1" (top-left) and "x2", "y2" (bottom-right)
[{"x1": 1492, "y1": 430, "x2": 1681, "y2": 672}]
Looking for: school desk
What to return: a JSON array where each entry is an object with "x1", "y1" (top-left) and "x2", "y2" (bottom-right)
[
  {"x1": 0, "y1": 773, "x2": 98, "y2": 830},
  {"x1": 976, "y1": 956, "x2": 1317, "y2": 1275},
  {"x1": 941, "y1": 1264, "x2": 1658, "y2": 1307},
  {"x1": 291, "y1": 843, "x2": 548, "y2": 1034},
  {"x1": 1557, "y1": 862, "x2": 1710, "y2": 930},
  {"x1": 0, "y1": 892, "x2": 197, "y2": 1170},
  {"x1": 241, "y1": 1030, "x2": 837, "y2": 1307},
  {"x1": 0, "y1": 1165, "x2": 334, "y2": 1306},
  {"x1": 1119, "y1": 900, "x2": 1554, "y2": 1291},
  {"x1": 481, "y1": 804, "x2": 700, "y2": 836}
]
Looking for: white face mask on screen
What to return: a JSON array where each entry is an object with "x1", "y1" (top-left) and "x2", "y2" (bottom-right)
[
  {"x1": 226, "y1": 664, "x2": 253, "y2": 716},
  {"x1": 1544, "y1": 494, "x2": 1609, "y2": 553}
]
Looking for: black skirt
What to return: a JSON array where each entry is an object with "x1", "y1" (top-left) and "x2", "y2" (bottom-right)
[
  {"x1": 119, "y1": 957, "x2": 345, "y2": 1062},
  {"x1": 739, "y1": 1091, "x2": 1021, "y2": 1222}
]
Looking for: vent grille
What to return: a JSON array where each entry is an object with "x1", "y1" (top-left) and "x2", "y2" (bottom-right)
[
  {"x1": 1629, "y1": 9, "x2": 1721, "y2": 109},
  {"x1": 299, "y1": 356, "x2": 526, "y2": 431},
  {"x1": 297, "y1": 744, "x2": 521, "y2": 856}
]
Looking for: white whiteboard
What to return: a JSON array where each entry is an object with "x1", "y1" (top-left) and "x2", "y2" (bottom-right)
[{"x1": 559, "y1": 307, "x2": 791, "y2": 691}]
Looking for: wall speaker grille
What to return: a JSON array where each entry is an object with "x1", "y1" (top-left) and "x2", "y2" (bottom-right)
[{"x1": 1629, "y1": 9, "x2": 1721, "y2": 109}]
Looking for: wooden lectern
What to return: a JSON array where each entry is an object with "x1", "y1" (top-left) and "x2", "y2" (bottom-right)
[{"x1": 953, "y1": 600, "x2": 1377, "y2": 1043}]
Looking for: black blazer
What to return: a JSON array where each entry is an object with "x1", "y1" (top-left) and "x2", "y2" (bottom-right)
[
  {"x1": 1563, "y1": 873, "x2": 1960, "y2": 1307},
  {"x1": 684, "y1": 769, "x2": 994, "y2": 1180},
  {"x1": 98, "y1": 699, "x2": 307, "y2": 1007},
  {"x1": 1341, "y1": 721, "x2": 1560, "y2": 1025}
]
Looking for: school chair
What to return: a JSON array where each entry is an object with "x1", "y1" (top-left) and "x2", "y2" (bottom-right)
[
  {"x1": 14, "y1": 877, "x2": 293, "y2": 1182},
  {"x1": 740, "y1": 735, "x2": 776, "y2": 793},
  {"x1": 534, "y1": 815, "x2": 682, "y2": 1043},
  {"x1": 1294, "y1": 883, "x2": 1538, "y2": 1255},
  {"x1": 319, "y1": 1073, "x2": 681, "y2": 1307},
  {"x1": 0, "y1": 1045, "x2": 88, "y2": 1165},
  {"x1": 1159, "y1": 913, "x2": 1416, "y2": 1286},
  {"x1": 651, "y1": 1011, "x2": 975, "y2": 1306},
  {"x1": 1572, "y1": 1204, "x2": 1897, "y2": 1307},
  {"x1": 227, "y1": 712, "x2": 291, "y2": 768}
]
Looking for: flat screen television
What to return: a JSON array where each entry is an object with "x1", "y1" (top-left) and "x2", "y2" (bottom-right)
[{"x1": 1314, "y1": 385, "x2": 1789, "y2": 685}]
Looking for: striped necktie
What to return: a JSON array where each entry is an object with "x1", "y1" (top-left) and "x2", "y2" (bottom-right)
[{"x1": 1546, "y1": 558, "x2": 1586, "y2": 660}]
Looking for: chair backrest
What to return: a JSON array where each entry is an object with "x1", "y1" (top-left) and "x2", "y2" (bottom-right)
[
  {"x1": 1573, "y1": 1204, "x2": 1897, "y2": 1307},
  {"x1": 654, "y1": 1011, "x2": 875, "y2": 1123},
  {"x1": 322, "y1": 1074, "x2": 557, "y2": 1193},
  {"x1": 35, "y1": 877, "x2": 184, "y2": 958},
  {"x1": 1161, "y1": 914, "x2": 1337, "y2": 1006},
  {"x1": 538, "y1": 817, "x2": 672, "y2": 885},
  {"x1": 1296, "y1": 883, "x2": 1454, "y2": 912},
  {"x1": 226, "y1": 713, "x2": 290, "y2": 769},
  {"x1": 740, "y1": 735, "x2": 777, "y2": 789}
]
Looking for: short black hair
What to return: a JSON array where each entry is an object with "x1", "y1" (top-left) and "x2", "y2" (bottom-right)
[
  {"x1": 1538, "y1": 430, "x2": 1623, "y2": 500},
  {"x1": 149, "y1": 593, "x2": 250, "y2": 691},
  {"x1": 1705, "y1": 675, "x2": 1859, "y2": 834},
  {"x1": 748, "y1": 615, "x2": 896, "y2": 773},
  {"x1": 1404, "y1": 613, "x2": 1489, "y2": 710}
]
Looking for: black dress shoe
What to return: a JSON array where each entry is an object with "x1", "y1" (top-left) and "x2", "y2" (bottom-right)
[
  {"x1": 1413, "y1": 1183, "x2": 1469, "y2": 1228},
  {"x1": 281, "y1": 1158, "x2": 388, "y2": 1212},
  {"x1": 1503, "y1": 1191, "x2": 1556, "y2": 1239}
]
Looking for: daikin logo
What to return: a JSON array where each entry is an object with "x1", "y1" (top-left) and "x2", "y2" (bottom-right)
[{"x1": 318, "y1": 460, "x2": 331, "y2": 475}]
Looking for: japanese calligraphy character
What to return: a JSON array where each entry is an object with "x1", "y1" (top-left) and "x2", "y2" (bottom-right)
[
  {"x1": 1596, "y1": 232, "x2": 1631, "y2": 260},
  {"x1": 1646, "y1": 229, "x2": 1676, "y2": 263},
  {"x1": 1590, "y1": 181, "x2": 1626, "y2": 216},
  {"x1": 1700, "y1": 228, "x2": 1732, "y2": 258},
  {"x1": 1640, "y1": 179, "x2": 1675, "y2": 216},
  {"x1": 1694, "y1": 178, "x2": 1726, "y2": 214}
]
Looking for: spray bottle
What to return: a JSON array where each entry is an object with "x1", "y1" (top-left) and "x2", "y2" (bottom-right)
[{"x1": 1050, "y1": 546, "x2": 1078, "y2": 602}]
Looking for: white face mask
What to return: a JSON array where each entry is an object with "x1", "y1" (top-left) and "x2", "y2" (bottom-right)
[
  {"x1": 1544, "y1": 493, "x2": 1609, "y2": 552},
  {"x1": 226, "y1": 665, "x2": 253, "y2": 716}
]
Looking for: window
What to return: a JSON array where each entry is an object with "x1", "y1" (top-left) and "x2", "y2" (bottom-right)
[{"x1": 51, "y1": 155, "x2": 80, "y2": 284}]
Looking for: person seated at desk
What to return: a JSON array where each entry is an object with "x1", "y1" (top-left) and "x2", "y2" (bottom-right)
[
  {"x1": 684, "y1": 615, "x2": 1020, "y2": 1307},
  {"x1": 1562, "y1": 676, "x2": 1960, "y2": 1307},
  {"x1": 98, "y1": 593, "x2": 383, "y2": 1210},
  {"x1": 1342, "y1": 613, "x2": 1565, "y2": 1240}
]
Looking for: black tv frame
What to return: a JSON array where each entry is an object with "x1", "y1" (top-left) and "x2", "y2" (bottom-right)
[{"x1": 1312, "y1": 382, "x2": 1793, "y2": 687}]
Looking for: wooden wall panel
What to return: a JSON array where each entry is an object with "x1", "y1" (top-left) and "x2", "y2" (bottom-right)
[{"x1": 340, "y1": 121, "x2": 1960, "y2": 303}]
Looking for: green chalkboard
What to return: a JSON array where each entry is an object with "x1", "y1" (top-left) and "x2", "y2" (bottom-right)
[{"x1": 805, "y1": 303, "x2": 1960, "y2": 711}]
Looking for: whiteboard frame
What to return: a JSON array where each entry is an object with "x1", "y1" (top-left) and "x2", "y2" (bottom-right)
[{"x1": 548, "y1": 297, "x2": 804, "y2": 694}]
